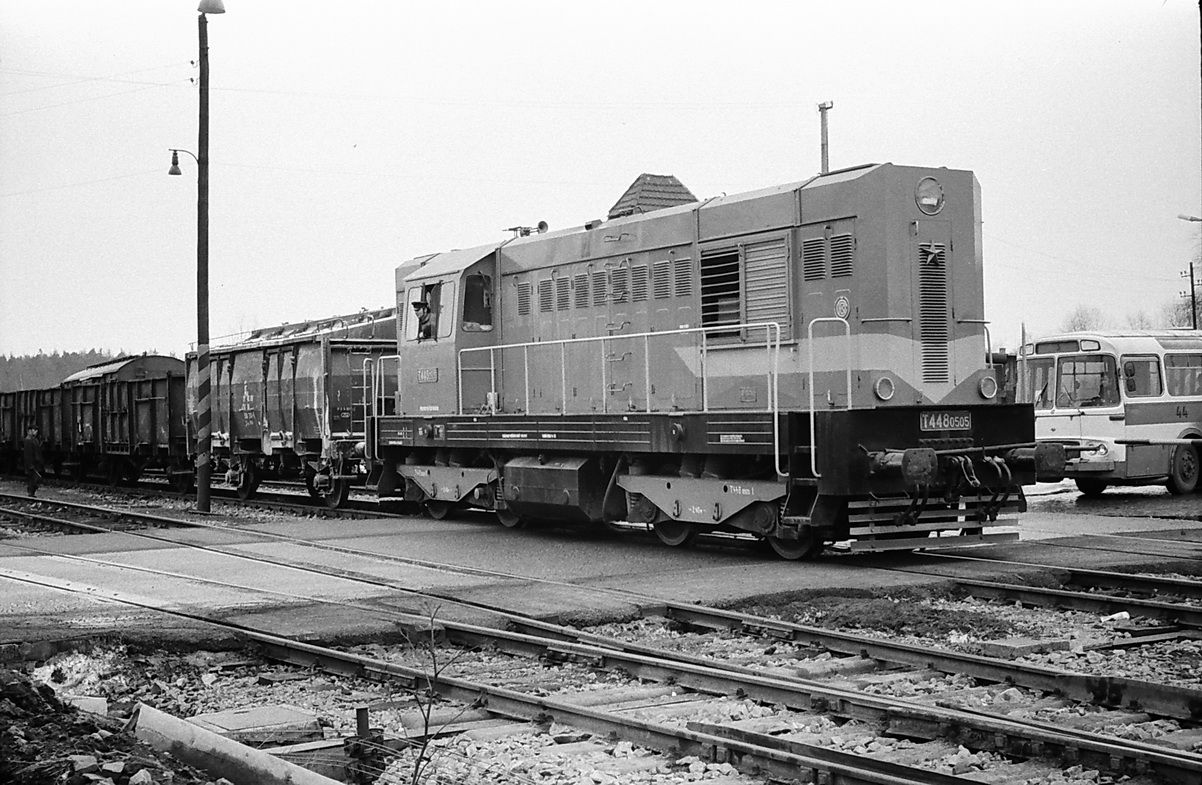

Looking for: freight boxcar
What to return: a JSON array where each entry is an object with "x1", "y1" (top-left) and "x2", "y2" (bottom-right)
[
  {"x1": 186, "y1": 308, "x2": 397, "y2": 507},
  {"x1": 0, "y1": 386, "x2": 67, "y2": 477},
  {"x1": 59, "y1": 355, "x2": 190, "y2": 487},
  {"x1": 367, "y1": 163, "x2": 1064, "y2": 558}
]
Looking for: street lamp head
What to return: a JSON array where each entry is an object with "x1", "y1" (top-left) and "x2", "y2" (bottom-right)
[
  {"x1": 198, "y1": 0, "x2": 225, "y2": 13},
  {"x1": 1178, "y1": 214, "x2": 1202, "y2": 223},
  {"x1": 168, "y1": 150, "x2": 182, "y2": 176}
]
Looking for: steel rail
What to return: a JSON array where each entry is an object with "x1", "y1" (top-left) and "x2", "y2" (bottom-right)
[
  {"x1": 4, "y1": 540, "x2": 1202, "y2": 783},
  {"x1": 922, "y1": 552, "x2": 1202, "y2": 600},
  {"x1": 950, "y1": 577, "x2": 1202, "y2": 627},
  {"x1": 0, "y1": 566, "x2": 995, "y2": 785},
  {"x1": 657, "y1": 602, "x2": 1202, "y2": 721}
]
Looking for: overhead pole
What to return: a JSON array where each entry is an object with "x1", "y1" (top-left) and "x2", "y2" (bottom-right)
[
  {"x1": 1179, "y1": 215, "x2": 1201, "y2": 330},
  {"x1": 818, "y1": 101, "x2": 833, "y2": 174}
]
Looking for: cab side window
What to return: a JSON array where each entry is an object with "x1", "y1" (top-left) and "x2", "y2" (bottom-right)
[
  {"x1": 405, "y1": 282, "x2": 446, "y2": 341},
  {"x1": 1121, "y1": 355, "x2": 1162, "y2": 397},
  {"x1": 462, "y1": 273, "x2": 493, "y2": 331}
]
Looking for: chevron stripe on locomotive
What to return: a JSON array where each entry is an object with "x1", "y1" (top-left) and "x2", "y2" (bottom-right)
[{"x1": 365, "y1": 163, "x2": 1066, "y2": 558}]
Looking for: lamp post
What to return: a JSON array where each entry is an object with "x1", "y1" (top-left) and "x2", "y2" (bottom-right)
[
  {"x1": 169, "y1": 0, "x2": 225, "y2": 512},
  {"x1": 1180, "y1": 215, "x2": 1201, "y2": 331},
  {"x1": 817, "y1": 101, "x2": 833, "y2": 174}
]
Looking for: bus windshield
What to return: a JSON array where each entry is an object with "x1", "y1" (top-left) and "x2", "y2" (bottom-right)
[{"x1": 1055, "y1": 354, "x2": 1119, "y2": 408}]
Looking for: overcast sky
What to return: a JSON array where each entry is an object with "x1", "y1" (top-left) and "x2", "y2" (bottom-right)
[{"x1": 1, "y1": 0, "x2": 1199, "y2": 360}]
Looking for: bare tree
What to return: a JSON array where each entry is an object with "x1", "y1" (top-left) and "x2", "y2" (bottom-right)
[
  {"x1": 1125, "y1": 310, "x2": 1157, "y2": 329},
  {"x1": 1060, "y1": 305, "x2": 1109, "y2": 332}
]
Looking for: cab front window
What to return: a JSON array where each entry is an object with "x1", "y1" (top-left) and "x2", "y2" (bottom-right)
[{"x1": 1055, "y1": 354, "x2": 1119, "y2": 408}]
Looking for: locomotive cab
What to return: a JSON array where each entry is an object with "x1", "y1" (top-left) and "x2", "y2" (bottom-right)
[{"x1": 396, "y1": 244, "x2": 500, "y2": 417}]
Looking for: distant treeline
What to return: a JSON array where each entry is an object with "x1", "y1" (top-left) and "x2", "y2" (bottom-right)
[{"x1": 0, "y1": 350, "x2": 119, "y2": 392}]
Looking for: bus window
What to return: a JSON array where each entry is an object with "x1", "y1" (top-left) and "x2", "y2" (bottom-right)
[
  {"x1": 1166, "y1": 353, "x2": 1202, "y2": 397},
  {"x1": 1056, "y1": 355, "x2": 1119, "y2": 408},
  {"x1": 1026, "y1": 357, "x2": 1055, "y2": 409},
  {"x1": 1121, "y1": 356, "x2": 1162, "y2": 397}
]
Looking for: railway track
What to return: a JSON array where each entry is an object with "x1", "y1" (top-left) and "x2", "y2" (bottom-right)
[
  {"x1": 3, "y1": 507, "x2": 1202, "y2": 781},
  {"x1": 4, "y1": 562, "x2": 1199, "y2": 783}
]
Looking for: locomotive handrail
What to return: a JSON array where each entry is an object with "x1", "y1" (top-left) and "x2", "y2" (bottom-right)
[
  {"x1": 458, "y1": 322, "x2": 783, "y2": 474},
  {"x1": 365, "y1": 354, "x2": 401, "y2": 461},
  {"x1": 807, "y1": 317, "x2": 852, "y2": 479}
]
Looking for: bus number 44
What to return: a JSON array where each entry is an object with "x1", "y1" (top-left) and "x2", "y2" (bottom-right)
[{"x1": 1178, "y1": 405, "x2": 1190, "y2": 419}]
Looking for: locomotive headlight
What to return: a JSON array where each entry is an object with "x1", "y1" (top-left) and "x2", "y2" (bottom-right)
[
  {"x1": 1082, "y1": 440, "x2": 1109, "y2": 457},
  {"x1": 978, "y1": 375, "x2": 999, "y2": 400},
  {"x1": 915, "y1": 177, "x2": 945, "y2": 216},
  {"x1": 874, "y1": 376, "x2": 895, "y2": 401}
]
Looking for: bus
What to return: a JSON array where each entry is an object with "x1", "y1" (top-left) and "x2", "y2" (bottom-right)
[{"x1": 1019, "y1": 331, "x2": 1202, "y2": 496}]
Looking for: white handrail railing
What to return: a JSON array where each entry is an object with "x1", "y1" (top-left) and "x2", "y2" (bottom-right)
[
  {"x1": 457, "y1": 322, "x2": 783, "y2": 473},
  {"x1": 807, "y1": 317, "x2": 852, "y2": 479}
]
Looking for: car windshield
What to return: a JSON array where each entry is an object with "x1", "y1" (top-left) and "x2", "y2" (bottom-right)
[{"x1": 1055, "y1": 354, "x2": 1119, "y2": 408}]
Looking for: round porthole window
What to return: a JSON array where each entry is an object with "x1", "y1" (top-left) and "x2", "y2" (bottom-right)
[
  {"x1": 874, "y1": 376, "x2": 895, "y2": 401},
  {"x1": 915, "y1": 177, "x2": 944, "y2": 216}
]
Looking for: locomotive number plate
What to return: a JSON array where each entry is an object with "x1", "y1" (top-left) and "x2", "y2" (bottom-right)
[
  {"x1": 417, "y1": 368, "x2": 438, "y2": 384},
  {"x1": 920, "y1": 411, "x2": 972, "y2": 431}
]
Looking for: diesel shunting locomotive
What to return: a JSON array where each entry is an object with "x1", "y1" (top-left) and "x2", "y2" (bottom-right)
[{"x1": 364, "y1": 163, "x2": 1065, "y2": 558}]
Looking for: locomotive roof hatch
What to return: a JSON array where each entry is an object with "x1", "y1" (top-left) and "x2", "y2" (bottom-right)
[{"x1": 401, "y1": 241, "x2": 502, "y2": 284}]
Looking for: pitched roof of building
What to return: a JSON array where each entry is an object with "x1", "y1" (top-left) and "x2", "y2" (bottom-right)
[{"x1": 607, "y1": 173, "x2": 697, "y2": 220}]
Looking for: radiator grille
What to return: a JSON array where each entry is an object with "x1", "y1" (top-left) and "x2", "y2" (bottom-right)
[
  {"x1": 674, "y1": 257, "x2": 692, "y2": 296},
  {"x1": 918, "y1": 243, "x2": 949, "y2": 383},
  {"x1": 632, "y1": 264, "x2": 649, "y2": 302},
  {"x1": 573, "y1": 273, "x2": 589, "y2": 308},
  {"x1": 611, "y1": 268, "x2": 629, "y2": 304},
  {"x1": 653, "y1": 260, "x2": 672, "y2": 299},
  {"x1": 802, "y1": 237, "x2": 825, "y2": 281},
  {"x1": 538, "y1": 280, "x2": 553, "y2": 313},
  {"x1": 830, "y1": 233, "x2": 854, "y2": 277},
  {"x1": 517, "y1": 282, "x2": 531, "y2": 316},
  {"x1": 744, "y1": 238, "x2": 790, "y2": 331},
  {"x1": 592, "y1": 271, "x2": 607, "y2": 306},
  {"x1": 555, "y1": 277, "x2": 570, "y2": 311}
]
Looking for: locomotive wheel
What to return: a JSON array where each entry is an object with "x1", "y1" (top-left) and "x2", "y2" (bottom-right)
[
  {"x1": 321, "y1": 479, "x2": 350, "y2": 509},
  {"x1": 235, "y1": 461, "x2": 260, "y2": 500},
  {"x1": 1166, "y1": 444, "x2": 1199, "y2": 495},
  {"x1": 1074, "y1": 478, "x2": 1109, "y2": 497},
  {"x1": 424, "y1": 500, "x2": 453, "y2": 520},
  {"x1": 496, "y1": 508, "x2": 525, "y2": 529},
  {"x1": 766, "y1": 530, "x2": 821, "y2": 561},
  {"x1": 653, "y1": 521, "x2": 697, "y2": 547}
]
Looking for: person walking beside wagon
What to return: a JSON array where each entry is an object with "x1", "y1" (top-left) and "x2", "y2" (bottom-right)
[{"x1": 23, "y1": 425, "x2": 44, "y2": 497}]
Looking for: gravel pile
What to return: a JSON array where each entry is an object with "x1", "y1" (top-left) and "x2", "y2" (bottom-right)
[{"x1": 0, "y1": 668, "x2": 214, "y2": 785}]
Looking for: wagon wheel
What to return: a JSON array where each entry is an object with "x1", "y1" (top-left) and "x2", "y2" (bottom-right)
[
  {"x1": 653, "y1": 520, "x2": 697, "y2": 547},
  {"x1": 320, "y1": 478, "x2": 350, "y2": 509},
  {"x1": 1166, "y1": 444, "x2": 1199, "y2": 495},
  {"x1": 170, "y1": 470, "x2": 195, "y2": 494},
  {"x1": 765, "y1": 526, "x2": 822, "y2": 560},
  {"x1": 235, "y1": 461, "x2": 260, "y2": 500},
  {"x1": 496, "y1": 508, "x2": 525, "y2": 529},
  {"x1": 424, "y1": 500, "x2": 453, "y2": 520},
  {"x1": 303, "y1": 469, "x2": 322, "y2": 500},
  {"x1": 104, "y1": 459, "x2": 123, "y2": 487}
]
